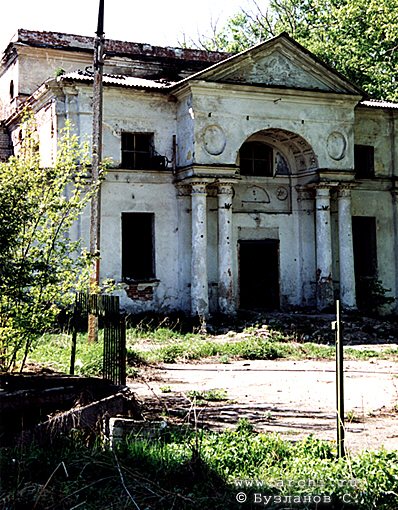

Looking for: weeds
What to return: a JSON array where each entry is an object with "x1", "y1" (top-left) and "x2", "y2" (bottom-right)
[
  {"x1": 2, "y1": 429, "x2": 396, "y2": 509},
  {"x1": 160, "y1": 385, "x2": 172, "y2": 393},
  {"x1": 25, "y1": 330, "x2": 398, "y2": 377},
  {"x1": 128, "y1": 337, "x2": 397, "y2": 364},
  {"x1": 24, "y1": 333, "x2": 103, "y2": 376},
  {"x1": 187, "y1": 388, "x2": 228, "y2": 401}
]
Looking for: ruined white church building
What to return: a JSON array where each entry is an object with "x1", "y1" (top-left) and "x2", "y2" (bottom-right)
[{"x1": 1, "y1": 29, "x2": 397, "y2": 316}]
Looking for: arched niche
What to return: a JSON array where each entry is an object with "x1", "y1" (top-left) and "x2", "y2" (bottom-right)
[{"x1": 237, "y1": 128, "x2": 318, "y2": 176}]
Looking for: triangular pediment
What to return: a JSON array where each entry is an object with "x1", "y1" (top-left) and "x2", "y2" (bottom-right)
[
  {"x1": 222, "y1": 50, "x2": 333, "y2": 91},
  {"x1": 178, "y1": 34, "x2": 363, "y2": 96}
]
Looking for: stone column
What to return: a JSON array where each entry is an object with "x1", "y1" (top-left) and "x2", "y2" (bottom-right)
[
  {"x1": 315, "y1": 186, "x2": 334, "y2": 310},
  {"x1": 191, "y1": 182, "x2": 209, "y2": 318},
  {"x1": 338, "y1": 187, "x2": 356, "y2": 309},
  {"x1": 217, "y1": 183, "x2": 235, "y2": 315},
  {"x1": 296, "y1": 185, "x2": 316, "y2": 307}
]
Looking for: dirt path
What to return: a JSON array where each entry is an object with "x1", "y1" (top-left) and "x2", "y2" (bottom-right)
[{"x1": 129, "y1": 358, "x2": 398, "y2": 452}]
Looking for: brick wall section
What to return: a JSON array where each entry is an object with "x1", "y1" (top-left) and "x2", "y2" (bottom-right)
[
  {"x1": 0, "y1": 124, "x2": 12, "y2": 161},
  {"x1": 126, "y1": 283, "x2": 154, "y2": 301},
  {"x1": 15, "y1": 29, "x2": 230, "y2": 65}
]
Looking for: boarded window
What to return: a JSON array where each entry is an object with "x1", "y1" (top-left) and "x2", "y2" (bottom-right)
[
  {"x1": 239, "y1": 142, "x2": 273, "y2": 176},
  {"x1": 121, "y1": 133, "x2": 153, "y2": 169},
  {"x1": 354, "y1": 145, "x2": 374, "y2": 178},
  {"x1": 122, "y1": 213, "x2": 155, "y2": 280}
]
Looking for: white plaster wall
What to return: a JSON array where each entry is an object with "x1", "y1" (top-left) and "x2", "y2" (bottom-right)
[
  {"x1": 189, "y1": 84, "x2": 357, "y2": 171},
  {"x1": 100, "y1": 171, "x2": 181, "y2": 312},
  {"x1": 0, "y1": 60, "x2": 18, "y2": 120},
  {"x1": 232, "y1": 210, "x2": 303, "y2": 308},
  {"x1": 352, "y1": 190, "x2": 397, "y2": 307},
  {"x1": 36, "y1": 102, "x2": 55, "y2": 167},
  {"x1": 17, "y1": 49, "x2": 90, "y2": 96},
  {"x1": 62, "y1": 85, "x2": 178, "y2": 167},
  {"x1": 176, "y1": 193, "x2": 192, "y2": 313},
  {"x1": 354, "y1": 108, "x2": 396, "y2": 177},
  {"x1": 103, "y1": 88, "x2": 177, "y2": 166},
  {"x1": 176, "y1": 91, "x2": 195, "y2": 167},
  {"x1": 292, "y1": 187, "x2": 316, "y2": 307}
]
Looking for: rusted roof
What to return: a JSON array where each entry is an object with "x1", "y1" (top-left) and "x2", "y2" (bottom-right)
[
  {"x1": 11, "y1": 28, "x2": 229, "y2": 64},
  {"x1": 360, "y1": 99, "x2": 398, "y2": 109}
]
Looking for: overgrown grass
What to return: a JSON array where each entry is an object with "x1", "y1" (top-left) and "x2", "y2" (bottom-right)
[
  {"x1": 1, "y1": 426, "x2": 397, "y2": 509},
  {"x1": 25, "y1": 332, "x2": 104, "y2": 376},
  {"x1": 128, "y1": 335, "x2": 398, "y2": 364},
  {"x1": 187, "y1": 388, "x2": 229, "y2": 401},
  {"x1": 126, "y1": 325, "x2": 201, "y2": 344},
  {"x1": 24, "y1": 328, "x2": 398, "y2": 377}
]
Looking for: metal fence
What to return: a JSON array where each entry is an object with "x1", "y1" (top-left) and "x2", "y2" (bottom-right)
[{"x1": 70, "y1": 293, "x2": 126, "y2": 386}]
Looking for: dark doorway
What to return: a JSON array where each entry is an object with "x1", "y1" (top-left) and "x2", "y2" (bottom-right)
[
  {"x1": 239, "y1": 239, "x2": 280, "y2": 310},
  {"x1": 121, "y1": 213, "x2": 155, "y2": 280},
  {"x1": 352, "y1": 216, "x2": 377, "y2": 310}
]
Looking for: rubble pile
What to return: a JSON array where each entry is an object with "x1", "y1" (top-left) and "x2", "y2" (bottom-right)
[{"x1": 213, "y1": 312, "x2": 398, "y2": 346}]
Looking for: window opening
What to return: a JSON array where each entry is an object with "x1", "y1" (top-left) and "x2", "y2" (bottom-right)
[
  {"x1": 121, "y1": 213, "x2": 155, "y2": 280},
  {"x1": 352, "y1": 216, "x2": 377, "y2": 310},
  {"x1": 239, "y1": 141, "x2": 273, "y2": 176},
  {"x1": 121, "y1": 132, "x2": 153, "y2": 169},
  {"x1": 354, "y1": 145, "x2": 374, "y2": 178}
]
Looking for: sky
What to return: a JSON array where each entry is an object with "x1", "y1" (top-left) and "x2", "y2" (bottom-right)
[{"x1": 0, "y1": 0, "x2": 253, "y2": 52}]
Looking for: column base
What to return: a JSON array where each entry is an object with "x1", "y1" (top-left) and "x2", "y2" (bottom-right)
[{"x1": 316, "y1": 278, "x2": 334, "y2": 311}]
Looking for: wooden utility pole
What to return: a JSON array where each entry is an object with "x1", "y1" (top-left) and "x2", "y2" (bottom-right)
[{"x1": 88, "y1": 0, "x2": 105, "y2": 343}]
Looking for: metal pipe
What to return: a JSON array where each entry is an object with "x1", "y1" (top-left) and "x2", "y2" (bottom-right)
[{"x1": 333, "y1": 299, "x2": 346, "y2": 458}]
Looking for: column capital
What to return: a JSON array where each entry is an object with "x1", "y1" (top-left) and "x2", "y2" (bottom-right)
[
  {"x1": 216, "y1": 182, "x2": 234, "y2": 196},
  {"x1": 391, "y1": 189, "x2": 398, "y2": 203},
  {"x1": 190, "y1": 182, "x2": 208, "y2": 194},
  {"x1": 295, "y1": 185, "x2": 314, "y2": 202},
  {"x1": 313, "y1": 183, "x2": 337, "y2": 197},
  {"x1": 175, "y1": 183, "x2": 191, "y2": 197},
  {"x1": 337, "y1": 186, "x2": 353, "y2": 199}
]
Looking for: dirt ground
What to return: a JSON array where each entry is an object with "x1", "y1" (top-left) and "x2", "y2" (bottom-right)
[{"x1": 129, "y1": 357, "x2": 398, "y2": 452}]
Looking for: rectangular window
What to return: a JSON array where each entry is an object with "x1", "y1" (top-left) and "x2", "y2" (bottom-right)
[
  {"x1": 352, "y1": 216, "x2": 377, "y2": 310},
  {"x1": 354, "y1": 145, "x2": 374, "y2": 178},
  {"x1": 122, "y1": 213, "x2": 155, "y2": 280},
  {"x1": 121, "y1": 132, "x2": 153, "y2": 169},
  {"x1": 240, "y1": 141, "x2": 273, "y2": 176}
]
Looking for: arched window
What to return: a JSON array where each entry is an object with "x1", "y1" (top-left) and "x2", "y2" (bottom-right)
[
  {"x1": 239, "y1": 141, "x2": 273, "y2": 176},
  {"x1": 9, "y1": 80, "x2": 14, "y2": 100}
]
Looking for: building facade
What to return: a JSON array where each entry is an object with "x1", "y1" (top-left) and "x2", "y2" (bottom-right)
[{"x1": 1, "y1": 29, "x2": 397, "y2": 316}]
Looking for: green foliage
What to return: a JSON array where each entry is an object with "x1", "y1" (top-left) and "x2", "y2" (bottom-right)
[
  {"x1": 25, "y1": 332, "x2": 104, "y2": 376},
  {"x1": 357, "y1": 276, "x2": 396, "y2": 314},
  {"x1": 25, "y1": 328, "x2": 398, "y2": 375},
  {"x1": 0, "y1": 112, "x2": 101, "y2": 371},
  {"x1": 127, "y1": 334, "x2": 397, "y2": 365},
  {"x1": 200, "y1": 0, "x2": 398, "y2": 101},
  {"x1": 236, "y1": 417, "x2": 255, "y2": 434},
  {"x1": 1, "y1": 430, "x2": 398, "y2": 509},
  {"x1": 126, "y1": 325, "x2": 200, "y2": 344},
  {"x1": 187, "y1": 388, "x2": 228, "y2": 401}
]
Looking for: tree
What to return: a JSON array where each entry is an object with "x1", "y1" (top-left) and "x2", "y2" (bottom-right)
[
  {"x1": 0, "y1": 113, "x2": 101, "y2": 371},
  {"x1": 195, "y1": 0, "x2": 398, "y2": 101}
]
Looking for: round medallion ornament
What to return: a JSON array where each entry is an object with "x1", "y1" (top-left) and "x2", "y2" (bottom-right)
[
  {"x1": 327, "y1": 131, "x2": 347, "y2": 161},
  {"x1": 276, "y1": 186, "x2": 288, "y2": 201},
  {"x1": 202, "y1": 125, "x2": 226, "y2": 156}
]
